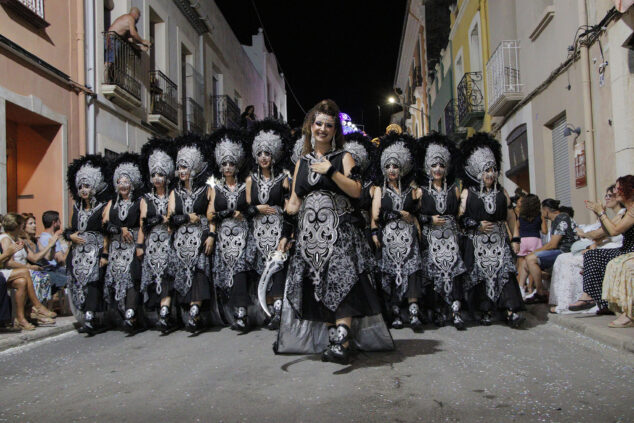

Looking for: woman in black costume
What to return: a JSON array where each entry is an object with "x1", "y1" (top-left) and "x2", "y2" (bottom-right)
[
  {"x1": 458, "y1": 133, "x2": 524, "y2": 328},
  {"x1": 416, "y1": 133, "x2": 467, "y2": 330},
  {"x1": 276, "y1": 99, "x2": 393, "y2": 364},
  {"x1": 102, "y1": 153, "x2": 144, "y2": 331}
]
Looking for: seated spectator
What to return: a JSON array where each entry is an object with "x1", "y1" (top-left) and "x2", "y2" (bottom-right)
[
  {"x1": 602, "y1": 252, "x2": 634, "y2": 327},
  {"x1": 0, "y1": 236, "x2": 52, "y2": 331},
  {"x1": 571, "y1": 175, "x2": 634, "y2": 315},
  {"x1": 514, "y1": 194, "x2": 546, "y2": 296},
  {"x1": 520, "y1": 199, "x2": 579, "y2": 304},
  {"x1": 550, "y1": 185, "x2": 625, "y2": 313},
  {"x1": 26, "y1": 211, "x2": 68, "y2": 290},
  {"x1": 0, "y1": 213, "x2": 56, "y2": 326}
]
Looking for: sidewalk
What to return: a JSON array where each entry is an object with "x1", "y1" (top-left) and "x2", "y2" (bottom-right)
[
  {"x1": 526, "y1": 304, "x2": 634, "y2": 354},
  {"x1": 0, "y1": 316, "x2": 77, "y2": 352}
]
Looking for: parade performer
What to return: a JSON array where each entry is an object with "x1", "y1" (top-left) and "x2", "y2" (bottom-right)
[
  {"x1": 102, "y1": 153, "x2": 144, "y2": 331},
  {"x1": 416, "y1": 133, "x2": 467, "y2": 330},
  {"x1": 138, "y1": 138, "x2": 175, "y2": 332},
  {"x1": 276, "y1": 99, "x2": 393, "y2": 364},
  {"x1": 167, "y1": 134, "x2": 214, "y2": 332},
  {"x1": 458, "y1": 133, "x2": 524, "y2": 328},
  {"x1": 372, "y1": 133, "x2": 425, "y2": 331},
  {"x1": 245, "y1": 119, "x2": 291, "y2": 329},
  {"x1": 208, "y1": 128, "x2": 254, "y2": 332},
  {"x1": 64, "y1": 154, "x2": 111, "y2": 334}
]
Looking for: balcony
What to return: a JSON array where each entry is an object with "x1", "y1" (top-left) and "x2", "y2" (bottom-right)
[
  {"x1": 102, "y1": 32, "x2": 142, "y2": 110},
  {"x1": 443, "y1": 99, "x2": 457, "y2": 135},
  {"x1": 183, "y1": 97, "x2": 205, "y2": 135},
  {"x1": 0, "y1": 0, "x2": 48, "y2": 27},
  {"x1": 457, "y1": 71, "x2": 485, "y2": 128},
  {"x1": 148, "y1": 70, "x2": 178, "y2": 132},
  {"x1": 211, "y1": 95, "x2": 240, "y2": 131},
  {"x1": 487, "y1": 40, "x2": 523, "y2": 116}
]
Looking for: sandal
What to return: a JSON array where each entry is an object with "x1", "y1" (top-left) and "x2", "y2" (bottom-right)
[
  {"x1": 608, "y1": 317, "x2": 633, "y2": 328},
  {"x1": 14, "y1": 319, "x2": 35, "y2": 331},
  {"x1": 33, "y1": 306, "x2": 57, "y2": 318},
  {"x1": 568, "y1": 299, "x2": 595, "y2": 311}
]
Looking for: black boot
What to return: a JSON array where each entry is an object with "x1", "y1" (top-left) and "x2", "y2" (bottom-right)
[
  {"x1": 321, "y1": 324, "x2": 351, "y2": 365},
  {"x1": 433, "y1": 309, "x2": 446, "y2": 327},
  {"x1": 480, "y1": 311, "x2": 492, "y2": 326},
  {"x1": 409, "y1": 303, "x2": 424, "y2": 332},
  {"x1": 507, "y1": 311, "x2": 525, "y2": 329},
  {"x1": 391, "y1": 305, "x2": 403, "y2": 329},
  {"x1": 157, "y1": 305, "x2": 171, "y2": 333},
  {"x1": 267, "y1": 299, "x2": 282, "y2": 330},
  {"x1": 186, "y1": 304, "x2": 200, "y2": 332},
  {"x1": 83, "y1": 310, "x2": 95, "y2": 334},
  {"x1": 452, "y1": 301, "x2": 465, "y2": 331},
  {"x1": 123, "y1": 308, "x2": 136, "y2": 332},
  {"x1": 232, "y1": 307, "x2": 249, "y2": 332}
]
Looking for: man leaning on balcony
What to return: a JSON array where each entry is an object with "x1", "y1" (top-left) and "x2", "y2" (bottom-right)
[{"x1": 108, "y1": 7, "x2": 151, "y2": 53}]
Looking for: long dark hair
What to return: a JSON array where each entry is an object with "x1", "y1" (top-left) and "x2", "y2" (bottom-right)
[
  {"x1": 542, "y1": 198, "x2": 574, "y2": 218},
  {"x1": 301, "y1": 99, "x2": 345, "y2": 155},
  {"x1": 241, "y1": 105, "x2": 255, "y2": 119},
  {"x1": 519, "y1": 194, "x2": 541, "y2": 222}
]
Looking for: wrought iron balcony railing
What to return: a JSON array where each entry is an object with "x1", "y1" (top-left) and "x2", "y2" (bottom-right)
[
  {"x1": 443, "y1": 99, "x2": 457, "y2": 135},
  {"x1": 457, "y1": 71, "x2": 485, "y2": 127},
  {"x1": 183, "y1": 97, "x2": 205, "y2": 135},
  {"x1": 211, "y1": 95, "x2": 240, "y2": 130},
  {"x1": 486, "y1": 40, "x2": 522, "y2": 116},
  {"x1": 0, "y1": 0, "x2": 48, "y2": 27},
  {"x1": 149, "y1": 70, "x2": 178, "y2": 124},
  {"x1": 103, "y1": 32, "x2": 142, "y2": 101}
]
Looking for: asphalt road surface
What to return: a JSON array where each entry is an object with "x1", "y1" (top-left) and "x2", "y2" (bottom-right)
[{"x1": 1, "y1": 318, "x2": 632, "y2": 422}]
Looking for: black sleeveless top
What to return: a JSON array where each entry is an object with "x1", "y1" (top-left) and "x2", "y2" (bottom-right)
[
  {"x1": 464, "y1": 187, "x2": 507, "y2": 223},
  {"x1": 381, "y1": 185, "x2": 416, "y2": 213},
  {"x1": 109, "y1": 197, "x2": 141, "y2": 229},
  {"x1": 420, "y1": 183, "x2": 459, "y2": 216},
  {"x1": 250, "y1": 173, "x2": 286, "y2": 207},
  {"x1": 294, "y1": 150, "x2": 347, "y2": 198},
  {"x1": 144, "y1": 193, "x2": 169, "y2": 219},
  {"x1": 173, "y1": 186, "x2": 208, "y2": 216},
  {"x1": 72, "y1": 201, "x2": 107, "y2": 232},
  {"x1": 214, "y1": 183, "x2": 247, "y2": 212}
]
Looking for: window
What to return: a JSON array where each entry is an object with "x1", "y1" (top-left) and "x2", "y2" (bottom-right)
[{"x1": 550, "y1": 115, "x2": 571, "y2": 206}]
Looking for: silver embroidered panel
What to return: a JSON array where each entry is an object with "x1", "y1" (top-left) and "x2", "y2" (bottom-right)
[
  {"x1": 253, "y1": 212, "x2": 282, "y2": 259},
  {"x1": 115, "y1": 199, "x2": 133, "y2": 222},
  {"x1": 71, "y1": 231, "x2": 104, "y2": 287},
  {"x1": 252, "y1": 130, "x2": 284, "y2": 163},
  {"x1": 218, "y1": 218, "x2": 248, "y2": 280},
  {"x1": 105, "y1": 230, "x2": 137, "y2": 308},
  {"x1": 465, "y1": 147, "x2": 496, "y2": 182},
  {"x1": 146, "y1": 193, "x2": 169, "y2": 216},
  {"x1": 383, "y1": 220, "x2": 413, "y2": 287},
  {"x1": 77, "y1": 203, "x2": 105, "y2": 232},
  {"x1": 216, "y1": 183, "x2": 245, "y2": 211},
  {"x1": 178, "y1": 186, "x2": 207, "y2": 214},
  {"x1": 426, "y1": 224, "x2": 460, "y2": 296},
  {"x1": 343, "y1": 141, "x2": 370, "y2": 170},
  {"x1": 143, "y1": 225, "x2": 170, "y2": 293},
  {"x1": 472, "y1": 224, "x2": 506, "y2": 300},
  {"x1": 254, "y1": 173, "x2": 285, "y2": 205},
  {"x1": 428, "y1": 186, "x2": 448, "y2": 214},
  {"x1": 291, "y1": 137, "x2": 304, "y2": 165},
  {"x1": 173, "y1": 222, "x2": 204, "y2": 288},
  {"x1": 148, "y1": 150, "x2": 174, "y2": 179},
  {"x1": 386, "y1": 186, "x2": 411, "y2": 212},
  {"x1": 298, "y1": 191, "x2": 339, "y2": 293},
  {"x1": 380, "y1": 141, "x2": 413, "y2": 176}
]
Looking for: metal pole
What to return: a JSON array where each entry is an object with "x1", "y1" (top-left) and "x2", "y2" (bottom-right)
[{"x1": 377, "y1": 105, "x2": 381, "y2": 135}]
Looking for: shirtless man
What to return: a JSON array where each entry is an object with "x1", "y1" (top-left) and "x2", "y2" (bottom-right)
[{"x1": 108, "y1": 7, "x2": 150, "y2": 51}]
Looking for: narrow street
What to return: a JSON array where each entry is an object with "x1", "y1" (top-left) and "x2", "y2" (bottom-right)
[{"x1": 1, "y1": 319, "x2": 632, "y2": 422}]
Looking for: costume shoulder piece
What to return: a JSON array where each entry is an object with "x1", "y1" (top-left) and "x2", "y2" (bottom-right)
[
  {"x1": 249, "y1": 118, "x2": 292, "y2": 174},
  {"x1": 344, "y1": 132, "x2": 379, "y2": 183},
  {"x1": 174, "y1": 133, "x2": 213, "y2": 189},
  {"x1": 67, "y1": 154, "x2": 111, "y2": 203},
  {"x1": 140, "y1": 137, "x2": 176, "y2": 191},
  {"x1": 208, "y1": 127, "x2": 251, "y2": 181},
  {"x1": 289, "y1": 133, "x2": 305, "y2": 168},
  {"x1": 111, "y1": 152, "x2": 144, "y2": 200},
  {"x1": 416, "y1": 132, "x2": 460, "y2": 186},
  {"x1": 458, "y1": 132, "x2": 502, "y2": 188}
]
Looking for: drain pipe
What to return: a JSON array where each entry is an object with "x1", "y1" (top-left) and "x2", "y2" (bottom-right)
[
  {"x1": 579, "y1": 0, "x2": 596, "y2": 204},
  {"x1": 85, "y1": 0, "x2": 96, "y2": 154}
]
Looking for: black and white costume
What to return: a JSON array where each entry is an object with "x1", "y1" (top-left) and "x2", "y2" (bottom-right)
[
  {"x1": 459, "y1": 133, "x2": 524, "y2": 327},
  {"x1": 167, "y1": 135, "x2": 214, "y2": 331},
  {"x1": 209, "y1": 128, "x2": 254, "y2": 331},
  {"x1": 276, "y1": 141, "x2": 393, "y2": 357},
  {"x1": 139, "y1": 138, "x2": 175, "y2": 328},
  {"x1": 376, "y1": 134, "x2": 425, "y2": 330},
  {"x1": 416, "y1": 134, "x2": 467, "y2": 329},
  {"x1": 103, "y1": 154, "x2": 144, "y2": 328},
  {"x1": 245, "y1": 119, "x2": 292, "y2": 328},
  {"x1": 64, "y1": 155, "x2": 111, "y2": 333}
]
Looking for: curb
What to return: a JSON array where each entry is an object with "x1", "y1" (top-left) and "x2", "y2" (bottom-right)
[
  {"x1": 0, "y1": 318, "x2": 78, "y2": 353},
  {"x1": 525, "y1": 304, "x2": 634, "y2": 354}
]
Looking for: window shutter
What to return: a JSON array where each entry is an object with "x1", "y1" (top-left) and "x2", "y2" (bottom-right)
[{"x1": 551, "y1": 116, "x2": 571, "y2": 206}]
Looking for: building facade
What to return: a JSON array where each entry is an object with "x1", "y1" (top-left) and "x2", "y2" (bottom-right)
[{"x1": 0, "y1": 0, "x2": 86, "y2": 228}]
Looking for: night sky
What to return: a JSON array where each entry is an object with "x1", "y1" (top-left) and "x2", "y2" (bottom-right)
[{"x1": 215, "y1": 0, "x2": 407, "y2": 137}]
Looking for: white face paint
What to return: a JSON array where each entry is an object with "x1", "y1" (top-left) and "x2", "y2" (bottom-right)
[
  {"x1": 151, "y1": 173, "x2": 166, "y2": 187},
  {"x1": 482, "y1": 167, "x2": 497, "y2": 188},
  {"x1": 431, "y1": 162, "x2": 446, "y2": 180},
  {"x1": 386, "y1": 163, "x2": 400, "y2": 181},
  {"x1": 221, "y1": 161, "x2": 236, "y2": 177},
  {"x1": 117, "y1": 176, "x2": 132, "y2": 196},
  {"x1": 177, "y1": 165, "x2": 190, "y2": 181},
  {"x1": 79, "y1": 184, "x2": 93, "y2": 199},
  {"x1": 257, "y1": 151, "x2": 272, "y2": 169}
]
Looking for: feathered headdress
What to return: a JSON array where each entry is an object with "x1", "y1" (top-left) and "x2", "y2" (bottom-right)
[
  {"x1": 208, "y1": 127, "x2": 251, "y2": 180},
  {"x1": 111, "y1": 152, "x2": 144, "y2": 200},
  {"x1": 174, "y1": 132, "x2": 213, "y2": 189},
  {"x1": 377, "y1": 132, "x2": 416, "y2": 185},
  {"x1": 249, "y1": 119, "x2": 291, "y2": 174},
  {"x1": 140, "y1": 137, "x2": 176, "y2": 191},
  {"x1": 416, "y1": 132, "x2": 460, "y2": 187},
  {"x1": 458, "y1": 132, "x2": 502, "y2": 189},
  {"x1": 66, "y1": 154, "x2": 111, "y2": 203}
]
